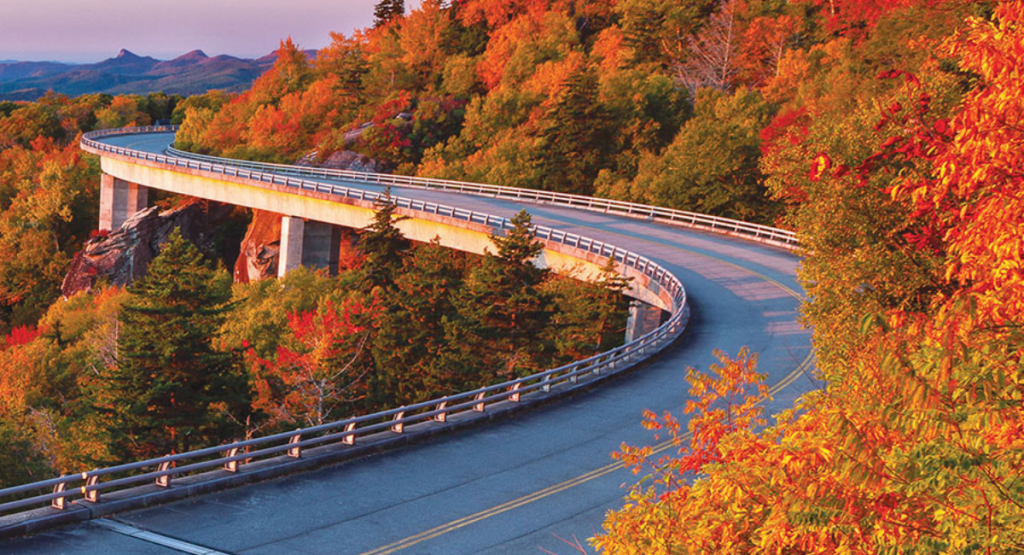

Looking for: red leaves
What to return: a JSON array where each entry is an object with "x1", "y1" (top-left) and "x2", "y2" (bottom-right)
[
  {"x1": 3, "y1": 325, "x2": 38, "y2": 349},
  {"x1": 877, "y1": 68, "x2": 921, "y2": 88},
  {"x1": 29, "y1": 136, "x2": 55, "y2": 153},
  {"x1": 760, "y1": 108, "x2": 810, "y2": 157},
  {"x1": 880, "y1": 135, "x2": 902, "y2": 149},
  {"x1": 372, "y1": 91, "x2": 413, "y2": 125},
  {"x1": 248, "y1": 298, "x2": 380, "y2": 427}
]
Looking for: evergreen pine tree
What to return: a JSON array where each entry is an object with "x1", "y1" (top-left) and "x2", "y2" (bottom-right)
[
  {"x1": 536, "y1": 65, "x2": 614, "y2": 195},
  {"x1": 358, "y1": 187, "x2": 409, "y2": 292},
  {"x1": 457, "y1": 210, "x2": 552, "y2": 380},
  {"x1": 370, "y1": 237, "x2": 467, "y2": 406},
  {"x1": 97, "y1": 229, "x2": 249, "y2": 459},
  {"x1": 544, "y1": 255, "x2": 632, "y2": 364},
  {"x1": 0, "y1": 420, "x2": 49, "y2": 488},
  {"x1": 373, "y1": 0, "x2": 406, "y2": 28}
]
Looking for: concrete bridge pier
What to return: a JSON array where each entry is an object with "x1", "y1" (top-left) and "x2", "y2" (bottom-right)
[
  {"x1": 625, "y1": 300, "x2": 664, "y2": 343},
  {"x1": 99, "y1": 174, "x2": 148, "y2": 231},
  {"x1": 278, "y1": 216, "x2": 342, "y2": 277}
]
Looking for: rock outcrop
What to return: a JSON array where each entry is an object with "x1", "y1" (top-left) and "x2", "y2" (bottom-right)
[
  {"x1": 233, "y1": 210, "x2": 282, "y2": 283},
  {"x1": 306, "y1": 150, "x2": 388, "y2": 174},
  {"x1": 294, "y1": 149, "x2": 388, "y2": 174},
  {"x1": 61, "y1": 200, "x2": 234, "y2": 297}
]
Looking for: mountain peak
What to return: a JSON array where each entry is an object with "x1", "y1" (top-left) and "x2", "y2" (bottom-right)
[
  {"x1": 116, "y1": 49, "x2": 140, "y2": 59},
  {"x1": 179, "y1": 50, "x2": 208, "y2": 60}
]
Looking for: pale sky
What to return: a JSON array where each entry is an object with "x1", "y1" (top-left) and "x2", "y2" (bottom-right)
[{"x1": 0, "y1": 0, "x2": 423, "y2": 63}]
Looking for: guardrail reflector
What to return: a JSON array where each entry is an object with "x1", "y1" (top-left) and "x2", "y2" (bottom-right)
[{"x1": 83, "y1": 473, "x2": 100, "y2": 503}]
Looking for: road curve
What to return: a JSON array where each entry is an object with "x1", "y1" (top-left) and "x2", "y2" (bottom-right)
[{"x1": 5, "y1": 133, "x2": 816, "y2": 555}]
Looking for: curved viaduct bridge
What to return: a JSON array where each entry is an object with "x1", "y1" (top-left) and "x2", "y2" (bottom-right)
[{"x1": 2, "y1": 127, "x2": 816, "y2": 555}]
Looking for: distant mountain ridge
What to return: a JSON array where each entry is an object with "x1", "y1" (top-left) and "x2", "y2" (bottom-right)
[{"x1": 0, "y1": 48, "x2": 319, "y2": 101}]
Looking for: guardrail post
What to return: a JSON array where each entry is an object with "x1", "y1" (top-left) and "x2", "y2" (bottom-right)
[
  {"x1": 473, "y1": 392, "x2": 486, "y2": 412},
  {"x1": 287, "y1": 432, "x2": 302, "y2": 458},
  {"x1": 51, "y1": 482, "x2": 67, "y2": 510},
  {"x1": 434, "y1": 400, "x2": 448, "y2": 423},
  {"x1": 224, "y1": 447, "x2": 241, "y2": 472},
  {"x1": 391, "y1": 409, "x2": 406, "y2": 433},
  {"x1": 82, "y1": 472, "x2": 100, "y2": 503},
  {"x1": 507, "y1": 383, "x2": 522, "y2": 403},
  {"x1": 541, "y1": 375, "x2": 552, "y2": 393},
  {"x1": 155, "y1": 461, "x2": 173, "y2": 488},
  {"x1": 342, "y1": 422, "x2": 357, "y2": 445}
]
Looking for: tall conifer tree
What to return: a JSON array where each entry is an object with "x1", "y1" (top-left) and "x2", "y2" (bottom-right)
[
  {"x1": 358, "y1": 187, "x2": 409, "y2": 292},
  {"x1": 457, "y1": 210, "x2": 552, "y2": 379},
  {"x1": 373, "y1": 0, "x2": 405, "y2": 28},
  {"x1": 370, "y1": 237, "x2": 467, "y2": 406},
  {"x1": 97, "y1": 229, "x2": 248, "y2": 459}
]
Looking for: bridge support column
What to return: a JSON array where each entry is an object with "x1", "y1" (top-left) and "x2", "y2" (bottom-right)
[
  {"x1": 99, "y1": 174, "x2": 148, "y2": 231},
  {"x1": 625, "y1": 301, "x2": 663, "y2": 343},
  {"x1": 278, "y1": 216, "x2": 342, "y2": 278}
]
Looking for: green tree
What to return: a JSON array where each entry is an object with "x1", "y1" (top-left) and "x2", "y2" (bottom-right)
[
  {"x1": 95, "y1": 95, "x2": 151, "y2": 129},
  {"x1": 543, "y1": 256, "x2": 631, "y2": 364},
  {"x1": 370, "y1": 238, "x2": 468, "y2": 406},
  {"x1": 534, "y1": 64, "x2": 614, "y2": 195},
  {"x1": 374, "y1": 0, "x2": 405, "y2": 28},
  {"x1": 0, "y1": 420, "x2": 49, "y2": 488},
  {"x1": 358, "y1": 188, "x2": 409, "y2": 291},
  {"x1": 97, "y1": 229, "x2": 249, "y2": 459},
  {"x1": 457, "y1": 210, "x2": 552, "y2": 379},
  {"x1": 629, "y1": 87, "x2": 775, "y2": 222}
]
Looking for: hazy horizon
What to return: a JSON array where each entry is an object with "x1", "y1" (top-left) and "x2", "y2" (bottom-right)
[{"x1": 0, "y1": 0, "x2": 423, "y2": 64}]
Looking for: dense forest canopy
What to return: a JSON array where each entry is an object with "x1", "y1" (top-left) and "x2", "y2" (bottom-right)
[{"x1": 0, "y1": 0, "x2": 1022, "y2": 552}]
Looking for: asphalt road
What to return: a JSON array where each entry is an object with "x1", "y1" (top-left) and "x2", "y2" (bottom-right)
[{"x1": 4, "y1": 133, "x2": 816, "y2": 555}]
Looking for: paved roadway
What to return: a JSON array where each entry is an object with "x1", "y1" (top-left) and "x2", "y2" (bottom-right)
[{"x1": 5, "y1": 133, "x2": 817, "y2": 555}]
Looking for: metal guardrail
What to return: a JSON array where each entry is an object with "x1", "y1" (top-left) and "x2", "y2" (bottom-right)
[{"x1": 0, "y1": 126, "x2": 700, "y2": 518}]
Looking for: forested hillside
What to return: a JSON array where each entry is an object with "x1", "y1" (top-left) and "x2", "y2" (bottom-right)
[
  {"x1": 1, "y1": 0, "x2": 1022, "y2": 551},
  {"x1": 175, "y1": 0, "x2": 818, "y2": 223}
]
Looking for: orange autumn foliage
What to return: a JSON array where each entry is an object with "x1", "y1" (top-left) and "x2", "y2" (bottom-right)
[{"x1": 595, "y1": 3, "x2": 1024, "y2": 553}]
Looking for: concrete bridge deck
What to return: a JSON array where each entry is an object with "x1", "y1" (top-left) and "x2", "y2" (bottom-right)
[{"x1": 4, "y1": 132, "x2": 815, "y2": 555}]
